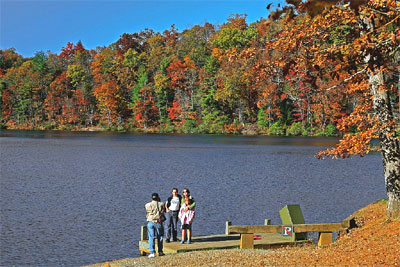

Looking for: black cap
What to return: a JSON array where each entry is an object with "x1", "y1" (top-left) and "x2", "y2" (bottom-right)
[{"x1": 152, "y1": 193, "x2": 159, "y2": 200}]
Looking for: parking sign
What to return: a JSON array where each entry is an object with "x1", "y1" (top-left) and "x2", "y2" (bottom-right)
[{"x1": 281, "y1": 225, "x2": 293, "y2": 237}]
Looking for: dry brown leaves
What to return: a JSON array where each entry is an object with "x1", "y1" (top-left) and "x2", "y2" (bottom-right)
[
  {"x1": 88, "y1": 201, "x2": 399, "y2": 267},
  {"x1": 267, "y1": 200, "x2": 400, "y2": 266}
]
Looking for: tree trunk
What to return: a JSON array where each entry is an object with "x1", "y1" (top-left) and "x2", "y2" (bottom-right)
[{"x1": 369, "y1": 71, "x2": 400, "y2": 218}]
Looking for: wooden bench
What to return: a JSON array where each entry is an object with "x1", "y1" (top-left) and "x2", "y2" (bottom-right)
[
  {"x1": 227, "y1": 222, "x2": 347, "y2": 248},
  {"x1": 226, "y1": 205, "x2": 354, "y2": 249}
]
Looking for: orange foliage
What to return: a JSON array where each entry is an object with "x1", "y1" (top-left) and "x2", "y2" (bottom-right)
[
  {"x1": 223, "y1": 122, "x2": 243, "y2": 134},
  {"x1": 167, "y1": 101, "x2": 181, "y2": 121},
  {"x1": 262, "y1": 0, "x2": 400, "y2": 159},
  {"x1": 93, "y1": 81, "x2": 119, "y2": 124},
  {"x1": 267, "y1": 201, "x2": 400, "y2": 266}
]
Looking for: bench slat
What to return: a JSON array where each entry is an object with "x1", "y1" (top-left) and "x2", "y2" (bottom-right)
[
  {"x1": 228, "y1": 223, "x2": 344, "y2": 234},
  {"x1": 228, "y1": 225, "x2": 282, "y2": 234},
  {"x1": 293, "y1": 223, "x2": 343, "y2": 233}
]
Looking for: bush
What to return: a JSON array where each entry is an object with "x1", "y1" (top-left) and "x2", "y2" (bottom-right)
[
  {"x1": 160, "y1": 118, "x2": 174, "y2": 133},
  {"x1": 223, "y1": 120, "x2": 243, "y2": 134},
  {"x1": 257, "y1": 108, "x2": 269, "y2": 130},
  {"x1": 242, "y1": 123, "x2": 257, "y2": 135},
  {"x1": 182, "y1": 119, "x2": 198, "y2": 133},
  {"x1": 116, "y1": 125, "x2": 126, "y2": 132},
  {"x1": 324, "y1": 123, "x2": 337, "y2": 136},
  {"x1": 0, "y1": 121, "x2": 7, "y2": 130},
  {"x1": 287, "y1": 122, "x2": 303, "y2": 136},
  {"x1": 311, "y1": 127, "x2": 324, "y2": 136},
  {"x1": 269, "y1": 121, "x2": 286, "y2": 136},
  {"x1": 42, "y1": 121, "x2": 56, "y2": 130},
  {"x1": 198, "y1": 111, "x2": 226, "y2": 134},
  {"x1": 302, "y1": 126, "x2": 311, "y2": 136},
  {"x1": 59, "y1": 124, "x2": 73, "y2": 131}
]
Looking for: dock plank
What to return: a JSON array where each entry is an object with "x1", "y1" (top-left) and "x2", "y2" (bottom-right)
[{"x1": 139, "y1": 233, "x2": 311, "y2": 255}]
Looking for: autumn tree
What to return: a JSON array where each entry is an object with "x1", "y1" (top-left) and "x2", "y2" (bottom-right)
[
  {"x1": 113, "y1": 32, "x2": 147, "y2": 55},
  {"x1": 176, "y1": 23, "x2": 215, "y2": 67},
  {"x1": 167, "y1": 56, "x2": 200, "y2": 129},
  {"x1": 211, "y1": 14, "x2": 259, "y2": 130},
  {"x1": 268, "y1": 0, "x2": 400, "y2": 216},
  {"x1": 0, "y1": 49, "x2": 24, "y2": 75},
  {"x1": 130, "y1": 65, "x2": 149, "y2": 128},
  {"x1": 66, "y1": 45, "x2": 96, "y2": 127},
  {"x1": 154, "y1": 57, "x2": 173, "y2": 130},
  {"x1": 0, "y1": 49, "x2": 24, "y2": 126},
  {"x1": 197, "y1": 55, "x2": 227, "y2": 133},
  {"x1": 44, "y1": 71, "x2": 69, "y2": 126},
  {"x1": 91, "y1": 48, "x2": 121, "y2": 127},
  {"x1": 1, "y1": 52, "x2": 51, "y2": 127}
]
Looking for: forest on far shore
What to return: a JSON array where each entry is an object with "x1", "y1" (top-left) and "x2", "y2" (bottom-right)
[{"x1": 1, "y1": 2, "x2": 399, "y2": 138}]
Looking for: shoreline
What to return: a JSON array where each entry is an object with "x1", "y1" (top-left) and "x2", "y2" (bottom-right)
[
  {"x1": 83, "y1": 199, "x2": 399, "y2": 267},
  {"x1": 0, "y1": 123, "x2": 339, "y2": 137}
]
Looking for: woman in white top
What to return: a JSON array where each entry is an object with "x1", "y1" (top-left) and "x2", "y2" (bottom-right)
[{"x1": 164, "y1": 188, "x2": 182, "y2": 242}]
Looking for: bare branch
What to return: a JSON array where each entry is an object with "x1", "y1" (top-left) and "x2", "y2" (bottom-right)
[{"x1": 326, "y1": 66, "x2": 368, "y2": 91}]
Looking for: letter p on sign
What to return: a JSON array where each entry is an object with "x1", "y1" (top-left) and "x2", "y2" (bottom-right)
[{"x1": 282, "y1": 225, "x2": 293, "y2": 237}]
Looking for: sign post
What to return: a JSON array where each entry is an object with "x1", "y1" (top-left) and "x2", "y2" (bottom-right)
[{"x1": 279, "y1": 204, "x2": 307, "y2": 241}]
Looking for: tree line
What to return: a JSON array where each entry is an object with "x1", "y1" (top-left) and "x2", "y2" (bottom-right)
[
  {"x1": 2, "y1": 5, "x2": 397, "y2": 137},
  {"x1": 1, "y1": 0, "x2": 399, "y2": 216}
]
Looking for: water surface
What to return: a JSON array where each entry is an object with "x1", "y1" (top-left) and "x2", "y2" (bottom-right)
[{"x1": 0, "y1": 131, "x2": 385, "y2": 266}]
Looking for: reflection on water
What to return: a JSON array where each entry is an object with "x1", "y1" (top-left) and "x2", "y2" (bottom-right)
[{"x1": 0, "y1": 130, "x2": 385, "y2": 266}]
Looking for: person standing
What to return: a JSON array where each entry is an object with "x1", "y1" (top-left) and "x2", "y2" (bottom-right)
[
  {"x1": 178, "y1": 197, "x2": 196, "y2": 244},
  {"x1": 181, "y1": 188, "x2": 195, "y2": 210},
  {"x1": 180, "y1": 188, "x2": 196, "y2": 243},
  {"x1": 164, "y1": 188, "x2": 181, "y2": 242},
  {"x1": 145, "y1": 193, "x2": 165, "y2": 258}
]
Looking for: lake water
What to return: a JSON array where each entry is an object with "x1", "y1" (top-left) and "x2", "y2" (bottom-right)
[{"x1": 0, "y1": 130, "x2": 386, "y2": 266}]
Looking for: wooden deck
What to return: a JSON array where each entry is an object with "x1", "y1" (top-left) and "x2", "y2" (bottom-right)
[
  {"x1": 139, "y1": 233, "x2": 311, "y2": 255},
  {"x1": 139, "y1": 206, "x2": 353, "y2": 255}
]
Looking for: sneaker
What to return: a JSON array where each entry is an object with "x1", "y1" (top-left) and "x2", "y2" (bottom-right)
[
  {"x1": 180, "y1": 240, "x2": 185, "y2": 244},
  {"x1": 148, "y1": 253, "x2": 156, "y2": 258},
  {"x1": 165, "y1": 239, "x2": 170, "y2": 243},
  {"x1": 173, "y1": 238, "x2": 178, "y2": 242},
  {"x1": 187, "y1": 240, "x2": 191, "y2": 244},
  {"x1": 158, "y1": 252, "x2": 165, "y2": 256}
]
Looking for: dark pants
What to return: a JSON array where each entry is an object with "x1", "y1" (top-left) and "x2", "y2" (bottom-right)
[{"x1": 165, "y1": 210, "x2": 179, "y2": 240}]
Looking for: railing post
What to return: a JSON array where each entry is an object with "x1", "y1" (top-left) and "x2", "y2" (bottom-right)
[
  {"x1": 240, "y1": 233, "x2": 254, "y2": 249},
  {"x1": 141, "y1": 225, "x2": 148, "y2": 241},
  {"x1": 225, "y1": 221, "x2": 232, "y2": 235},
  {"x1": 317, "y1": 232, "x2": 333, "y2": 246}
]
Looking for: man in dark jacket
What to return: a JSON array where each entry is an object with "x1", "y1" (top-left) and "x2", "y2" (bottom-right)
[{"x1": 164, "y1": 188, "x2": 181, "y2": 242}]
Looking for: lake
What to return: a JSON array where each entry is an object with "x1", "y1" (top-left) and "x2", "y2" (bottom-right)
[{"x1": 0, "y1": 130, "x2": 386, "y2": 266}]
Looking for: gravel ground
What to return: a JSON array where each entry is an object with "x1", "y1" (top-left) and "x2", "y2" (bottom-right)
[
  {"x1": 83, "y1": 249, "x2": 278, "y2": 267},
  {"x1": 84, "y1": 201, "x2": 399, "y2": 267}
]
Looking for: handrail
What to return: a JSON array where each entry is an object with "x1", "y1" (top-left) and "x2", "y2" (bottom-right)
[{"x1": 227, "y1": 223, "x2": 344, "y2": 234}]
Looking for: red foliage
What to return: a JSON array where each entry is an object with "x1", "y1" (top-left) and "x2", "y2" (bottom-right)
[
  {"x1": 167, "y1": 101, "x2": 181, "y2": 120},
  {"x1": 59, "y1": 41, "x2": 85, "y2": 59}
]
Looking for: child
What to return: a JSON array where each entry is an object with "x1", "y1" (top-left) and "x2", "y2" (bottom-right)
[{"x1": 178, "y1": 197, "x2": 195, "y2": 244}]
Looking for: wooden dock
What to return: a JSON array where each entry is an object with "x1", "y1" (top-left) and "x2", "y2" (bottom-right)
[
  {"x1": 139, "y1": 205, "x2": 355, "y2": 256},
  {"x1": 139, "y1": 232, "x2": 311, "y2": 255}
]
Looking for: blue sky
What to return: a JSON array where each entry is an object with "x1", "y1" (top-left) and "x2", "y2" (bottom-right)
[{"x1": 1, "y1": 0, "x2": 283, "y2": 58}]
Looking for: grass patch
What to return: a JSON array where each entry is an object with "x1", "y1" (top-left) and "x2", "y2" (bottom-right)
[{"x1": 376, "y1": 199, "x2": 387, "y2": 204}]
